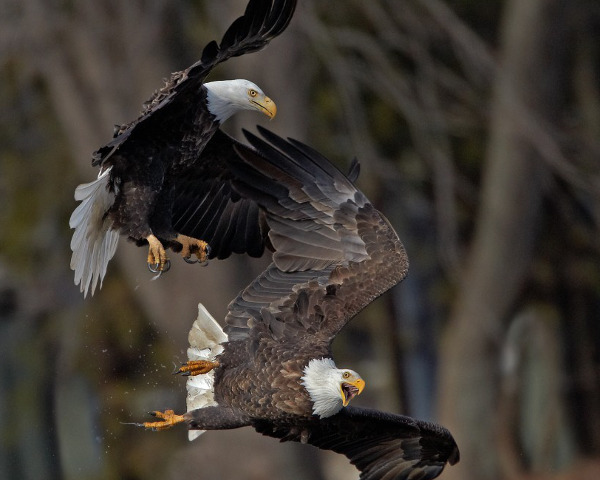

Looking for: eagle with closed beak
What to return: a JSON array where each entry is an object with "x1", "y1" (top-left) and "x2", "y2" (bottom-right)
[{"x1": 69, "y1": 0, "x2": 296, "y2": 297}]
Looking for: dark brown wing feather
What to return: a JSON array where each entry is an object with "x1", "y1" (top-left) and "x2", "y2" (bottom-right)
[
  {"x1": 92, "y1": 0, "x2": 297, "y2": 167},
  {"x1": 170, "y1": 129, "x2": 269, "y2": 259},
  {"x1": 224, "y1": 127, "x2": 408, "y2": 345},
  {"x1": 253, "y1": 406, "x2": 459, "y2": 480}
]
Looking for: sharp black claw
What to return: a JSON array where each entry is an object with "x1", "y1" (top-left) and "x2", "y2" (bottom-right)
[
  {"x1": 121, "y1": 421, "x2": 143, "y2": 427},
  {"x1": 183, "y1": 256, "x2": 198, "y2": 264},
  {"x1": 205, "y1": 243, "x2": 212, "y2": 257},
  {"x1": 148, "y1": 259, "x2": 170, "y2": 274}
]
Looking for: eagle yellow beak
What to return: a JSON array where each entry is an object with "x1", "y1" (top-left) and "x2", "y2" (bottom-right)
[
  {"x1": 340, "y1": 378, "x2": 365, "y2": 407},
  {"x1": 252, "y1": 95, "x2": 277, "y2": 119}
]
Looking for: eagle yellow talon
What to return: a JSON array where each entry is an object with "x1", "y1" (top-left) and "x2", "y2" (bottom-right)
[
  {"x1": 143, "y1": 409, "x2": 185, "y2": 431},
  {"x1": 146, "y1": 234, "x2": 169, "y2": 272},
  {"x1": 176, "y1": 359, "x2": 220, "y2": 376},
  {"x1": 176, "y1": 235, "x2": 211, "y2": 264}
]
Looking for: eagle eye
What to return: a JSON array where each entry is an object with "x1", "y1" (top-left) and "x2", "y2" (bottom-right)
[
  {"x1": 342, "y1": 371, "x2": 351, "y2": 379},
  {"x1": 248, "y1": 89, "x2": 258, "y2": 97}
]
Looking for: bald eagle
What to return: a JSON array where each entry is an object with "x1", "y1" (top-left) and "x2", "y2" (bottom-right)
[
  {"x1": 69, "y1": 0, "x2": 296, "y2": 297},
  {"x1": 143, "y1": 128, "x2": 459, "y2": 479}
]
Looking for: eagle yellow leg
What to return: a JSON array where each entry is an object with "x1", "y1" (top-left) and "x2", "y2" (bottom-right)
[
  {"x1": 176, "y1": 359, "x2": 220, "y2": 376},
  {"x1": 146, "y1": 234, "x2": 169, "y2": 272},
  {"x1": 143, "y1": 410, "x2": 185, "y2": 431},
  {"x1": 176, "y1": 235, "x2": 210, "y2": 264}
]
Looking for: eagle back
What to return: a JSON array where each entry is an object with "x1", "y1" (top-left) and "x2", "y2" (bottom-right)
[{"x1": 215, "y1": 336, "x2": 328, "y2": 419}]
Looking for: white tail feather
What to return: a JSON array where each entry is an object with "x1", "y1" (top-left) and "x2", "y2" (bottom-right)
[
  {"x1": 186, "y1": 303, "x2": 228, "y2": 441},
  {"x1": 69, "y1": 168, "x2": 119, "y2": 297}
]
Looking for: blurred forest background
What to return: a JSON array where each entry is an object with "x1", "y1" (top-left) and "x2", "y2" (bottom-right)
[{"x1": 1, "y1": 0, "x2": 600, "y2": 479}]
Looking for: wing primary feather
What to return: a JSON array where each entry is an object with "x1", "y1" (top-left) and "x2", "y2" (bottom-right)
[
  {"x1": 219, "y1": 16, "x2": 248, "y2": 53},
  {"x1": 177, "y1": 182, "x2": 227, "y2": 236},
  {"x1": 173, "y1": 186, "x2": 212, "y2": 232},
  {"x1": 347, "y1": 158, "x2": 360, "y2": 183},
  {"x1": 230, "y1": 202, "x2": 253, "y2": 255},
  {"x1": 267, "y1": 0, "x2": 296, "y2": 36},
  {"x1": 254, "y1": 407, "x2": 457, "y2": 480},
  {"x1": 200, "y1": 40, "x2": 219, "y2": 65},
  {"x1": 257, "y1": 125, "x2": 350, "y2": 181},
  {"x1": 236, "y1": 134, "x2": 335, "y2": 212},
  {"x1": 243, "y1": 127, "x2": 356, "y2": 200},
  {"x1": 210, "y1": 201, "x2": 239, "y2": 258},
  {"x1": 246, "y1": 0, "x2": 270, "y2": 35},
  {"x1": 195, "y1": 189, "x2": 232, "y2": 244}
]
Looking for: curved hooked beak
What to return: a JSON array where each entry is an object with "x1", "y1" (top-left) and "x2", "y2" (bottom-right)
[
  {"x1": 340, "y1": 378, "x2": 365, "y2": 407},
  {"x1": 251, "y1": 95, "x2": 277, "y2": 119}
]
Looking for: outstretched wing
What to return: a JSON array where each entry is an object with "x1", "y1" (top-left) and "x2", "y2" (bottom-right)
[
  {"x1": 254, "y1": 406, "x2": 459, "y2": 480},
  {"x1": 93, "y1": 0, "x2": 297, "y2": 167},
  {"x1": 224, "y1": 127, "x2": 408, "y2": 344},
  {"x1": 170, "y1": 129, "x2": 270, "y2": 260}
]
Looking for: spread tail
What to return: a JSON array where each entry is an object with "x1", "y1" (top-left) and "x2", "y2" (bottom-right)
[
  {"x1": 186, "y1": 303, "x2": 228, "y2": 441},
  {"x1": 69, "y1": 168, "x2": 119, "y2": 297}
]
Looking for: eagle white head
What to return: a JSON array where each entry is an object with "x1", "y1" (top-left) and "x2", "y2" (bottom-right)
[
  {"x1": 301, "y1": 358, "x2": 366, "y2": 419},
  {"x1": 204, "y1": 79, "x2": 276, "y2": 123}
]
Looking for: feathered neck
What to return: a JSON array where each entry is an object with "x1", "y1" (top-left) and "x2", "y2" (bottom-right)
[{"x1": 301, "y1": 358, "x2": 344, "y2": 419}]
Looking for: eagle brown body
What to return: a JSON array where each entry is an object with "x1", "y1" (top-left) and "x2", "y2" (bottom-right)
[
  {"x1": 213, "y1": 340, "x2": 322, "y2": 421},
  {"x1": 146, "y1": 128, "x2": 458, "y2": 480}
]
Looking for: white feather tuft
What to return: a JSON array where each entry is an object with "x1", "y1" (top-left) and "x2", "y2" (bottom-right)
[
  {"x1": 69, "y1": 168, "x2": 119, "y2": 297},
  {"x1": 186, "y1": 303, "x2": 228, "y2": 441}
]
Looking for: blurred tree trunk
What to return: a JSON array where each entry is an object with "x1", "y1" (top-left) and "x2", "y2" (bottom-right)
[{"x1": 437, "y1": 0, "x2": 569, "y2": 479}]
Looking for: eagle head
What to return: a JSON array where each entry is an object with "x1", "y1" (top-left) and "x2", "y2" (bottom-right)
[
  {"x1": 301, "y1": 358, "x2": 365, "y2": 419},
  {"x1": 204, "y1": 79, "x2": 276, "y2": 123}
]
